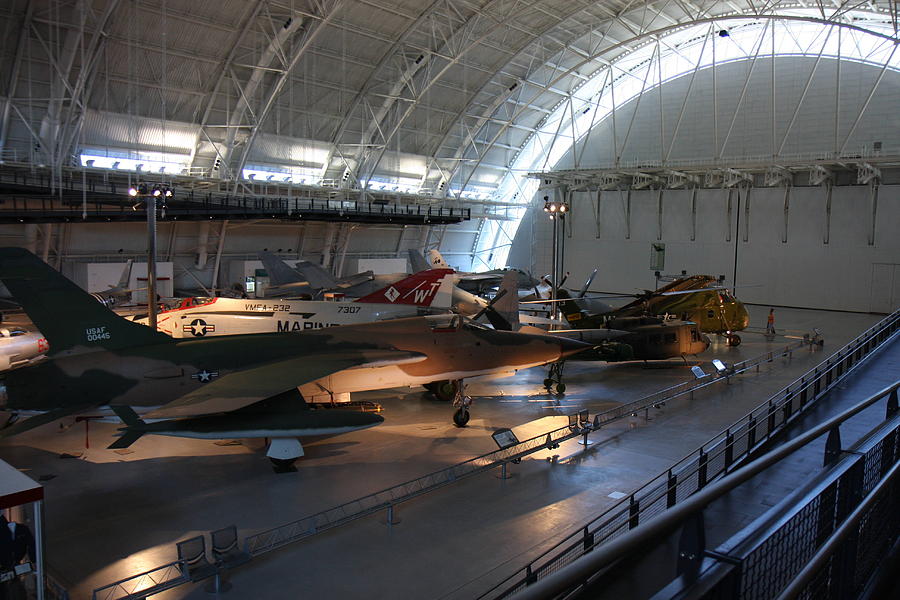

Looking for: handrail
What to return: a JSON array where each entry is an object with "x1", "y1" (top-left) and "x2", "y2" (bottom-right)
[
  {"x1": 775, "y1": 458, "x2": 900, "y2": 600},
  {"x1": 482, "y1": 307, "x2": 900, "y2": 598},
  {"x1": 242, "y1": 337, "x2": 813, "y2": 558},
  {"x1": 514, "y1": 380, "x2": 900, "y2": 600},
  {"x1": 91, "y1": 559, "x2": 187, "y2": 600}
]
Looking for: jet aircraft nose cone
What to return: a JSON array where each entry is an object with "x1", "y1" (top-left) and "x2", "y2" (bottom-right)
[{"x1": 556, "y1": 335, "x2": 594, "y2": 358}]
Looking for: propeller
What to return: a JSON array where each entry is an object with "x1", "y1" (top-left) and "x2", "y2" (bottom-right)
[{"x1": 471, "y1": 288, "x2": 509, "y2": 325}]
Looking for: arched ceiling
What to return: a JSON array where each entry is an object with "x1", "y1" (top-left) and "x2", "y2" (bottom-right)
[{"x1": 0, "y1": 0, "x2": 897, "y2": 269}]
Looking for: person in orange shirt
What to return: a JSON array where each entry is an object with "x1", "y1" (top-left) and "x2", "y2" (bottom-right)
[{"x1": 766, "y1": 308, "x2": 776, "y2": 337}]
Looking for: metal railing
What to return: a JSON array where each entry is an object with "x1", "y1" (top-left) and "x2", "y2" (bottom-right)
[
  {"x1": 776, "y1": 437, "x2": 900, "y2": 600},
  {"x1": 243, "y1": 415, "x2": 592, "y2": 557},
  {"x1": 242, "y1": 336, "x2": 814, "y2": 558},
  {"x1": 511, "y1": 379, "x2": 900, "y2": 600},
  {"x1": 481, "y1": 308, "x2": 900, "y2": 599},
  {"x1": 0, "y1": 165, "x2": 470, "y2": 224},
  {"x1": 91, "y1": 560, "x2": 187, "y2": 600}
]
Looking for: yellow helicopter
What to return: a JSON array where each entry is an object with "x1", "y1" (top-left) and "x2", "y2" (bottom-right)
[{"x1": 555, "y1": 273, "x2": 751, "y2": 346}]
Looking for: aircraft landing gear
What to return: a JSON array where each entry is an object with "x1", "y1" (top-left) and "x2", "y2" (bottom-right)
[
  {"x1": 544, "y1": 361, "x2": 567, "y2": 395},
  {"x1": 426, "y1": 379, "x2": 460, "y2": 402},
  {"x1": 453, "y1": 407, "x2": 471, "y2": 427},
  {"x1": 266, "y1": 438, "x2": 304, "y2": 473},
  {"x1": 450, "y1": 380, "x2": 472, "y2": 427},
  {"x1": 726, "y1": 334, "x2": 742, "y2": 347}
]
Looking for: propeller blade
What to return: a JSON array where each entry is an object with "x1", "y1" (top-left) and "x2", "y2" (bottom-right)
[
  {"x1": 578, "y1": 269, "x2": 598, "y2": 299},
  {"x1": 471, "y1": 288, "x2": 509, "y2": 321}
]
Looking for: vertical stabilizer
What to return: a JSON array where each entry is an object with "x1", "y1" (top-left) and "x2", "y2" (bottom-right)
[
  {"x1": 492, "y1": 271, "x2": 520, "y2": 330},
  {"x1": 0, "y1": 248, "x2": 172, "y2": 353},
  {"x1": 258, "y1": 251, "x2": 306, "y2": 286},
  {"x1": 355, "y1": 269, "x2": 455, "y2": 307},
  {"x1": 408, "y1": 249, "x2": 430, "y2": 273},
  {"x1": 116, "y1": 259, "x2": 134, "y2": 290},
  {"x1": 294, "y1": 260, "x2": 339, "y2": 289}
]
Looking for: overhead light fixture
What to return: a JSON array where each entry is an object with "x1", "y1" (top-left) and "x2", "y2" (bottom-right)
[
  {"x1": 718, "y1": 29, "x2": 729, "y2": 37},
  {"x1": 128, "y1": 187, "x2": 139, "y2": 197}
]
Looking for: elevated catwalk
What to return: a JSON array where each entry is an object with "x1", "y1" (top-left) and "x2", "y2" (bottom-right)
[{"x1": 0, "y1": 306, "x2": 884, "y2": 598}]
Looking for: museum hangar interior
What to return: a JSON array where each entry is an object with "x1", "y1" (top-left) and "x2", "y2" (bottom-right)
[{"x1": 0, "y1": 0, "x2": 898, "y2": 598}]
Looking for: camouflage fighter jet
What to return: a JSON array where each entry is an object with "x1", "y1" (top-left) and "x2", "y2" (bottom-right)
[{"x1": 0, "y1": 248, "x2": 589, "y2": 469}]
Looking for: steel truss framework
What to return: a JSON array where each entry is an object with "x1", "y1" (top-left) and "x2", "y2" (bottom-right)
[{"x1": 0, "y1": 0, "x2": 898, "y2": 270}]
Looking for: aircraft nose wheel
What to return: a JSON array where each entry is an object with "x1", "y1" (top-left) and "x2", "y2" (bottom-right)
[
  {"x1": 450, "y1": 381, "x2": 472, "y2": 427},
  {"x1": 544, "y1": 362, "x2": 567, "y2": 395},
  {"x1": 453, "y1": 408, "x2": 470, "y2": 427},
  {"x1": 726, "y1": 334, "x2": 742, "y2": 347},
  {"x1": 269, "y1": 457, "x2": 298, "y2": 473}
]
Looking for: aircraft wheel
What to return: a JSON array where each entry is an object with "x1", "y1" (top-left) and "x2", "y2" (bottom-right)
[
  {"x1": 543, "y1": 378, "x2": 554, "y2": 389},
  {"x1": 727, "y1": 334, "x2": 742, "y2": 347},
  {"x1": 435, "y1": 380, "x2": 460, "y2": 402},
  {"x1": 555, "y1": 383, "x2": 567, "y2": 394},
  {"x1": 453, "y1": 408, "x2": 471, "y2": 427},
  {"x1": 269, "y1": 457, "x2": 298, "y2": 473}
]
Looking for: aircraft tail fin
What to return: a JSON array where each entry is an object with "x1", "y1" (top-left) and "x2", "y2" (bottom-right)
[
  {"x1": 408, "y1": 249, "x2": 430, "y2": 273},
  {"x1": 490, "y1": 271, "x2": 520, "y2": 330},
  {"x1": 355, "y1": 269, "x2": 455, "y2": 307},
  {"x1": 258, "y1": 251, "x2": 306, "y2": 286},
  {"x1": 107, "y1": 406, "x2": 145, "y2": 449},
  {"x1": 108, "y1": 431, "x2": 143, "y2": 449},
  {"x1": 0, "y1": 247, "x2": 172, "y2": 354},
  {"x1": 116, "y1": 259, "x2": 134, "y2": 290},
  {"x1": 294, "y1": 260, "x2": 339, "y2": 289},
  {"x1": 428, "y1": 249, "x2": 450, "y2": 268}
]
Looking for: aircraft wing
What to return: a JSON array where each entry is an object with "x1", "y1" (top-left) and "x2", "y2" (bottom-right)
[
  {"x1": 459, "y1": 273, "x2": 502, "y2": 283},
  {"x1": 0, "y1": 405, "x2": 96, "y2": 439},
  {"x1": 145, "y1": 349, "x2": 426, "y2": 419}
]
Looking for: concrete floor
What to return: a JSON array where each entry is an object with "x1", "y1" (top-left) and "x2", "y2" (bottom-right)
[{"x1": 0, "y1": 305, "x2": 886, "y2": 599}]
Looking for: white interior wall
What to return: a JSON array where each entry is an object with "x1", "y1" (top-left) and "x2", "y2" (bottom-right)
[
  {"x1": 509, "y1": 56, "x2": 900, "y2": 313},
  {"x1": 0, "y1": 218, "x2": 474, "y2": 294},
  {"x1": 513, "y1": 185, "x2": 899, "y2": 312}
]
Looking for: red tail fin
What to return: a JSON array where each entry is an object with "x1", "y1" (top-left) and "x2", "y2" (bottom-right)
[{"x1": 355, "y1": 269, "x2": 455, "y2": 307}]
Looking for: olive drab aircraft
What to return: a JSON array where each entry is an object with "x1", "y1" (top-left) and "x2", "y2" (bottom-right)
[
  {"x1": 560, "y1": 274, "x2": 751, "y2": 346},
  {"x1": 493, "y1": 272, "x2": 711, "y2": 394},
  {"x1": 0, "y1": 248, "x2": 589, "y2": 469},
  {"x1": 149, "y1": 268, "x2": 456, "y2": 338}
]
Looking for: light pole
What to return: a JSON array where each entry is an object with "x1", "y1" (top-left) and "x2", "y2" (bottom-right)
[
  {"x1": 543, "y1": 195, "x2": 569, "y2": 328},
  {"x1": 128, "y1": 183, "x2": 173, "y2": 330}
]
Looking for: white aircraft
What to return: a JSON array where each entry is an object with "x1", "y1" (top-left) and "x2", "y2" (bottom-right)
[
  {"x1": 150, "y1": 268, "x2": 456, "y2": 338},
  {"x1": 90, "y1": 260, "x2": 138, "y2": 307},
  {"x1": 0, "y1": 328, "x2": 48, "y2": 372}
]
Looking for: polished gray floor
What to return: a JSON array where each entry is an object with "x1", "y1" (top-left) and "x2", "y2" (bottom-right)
[{"x1": 0, "y1": 305, "x2": 887, "y2": 599}]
